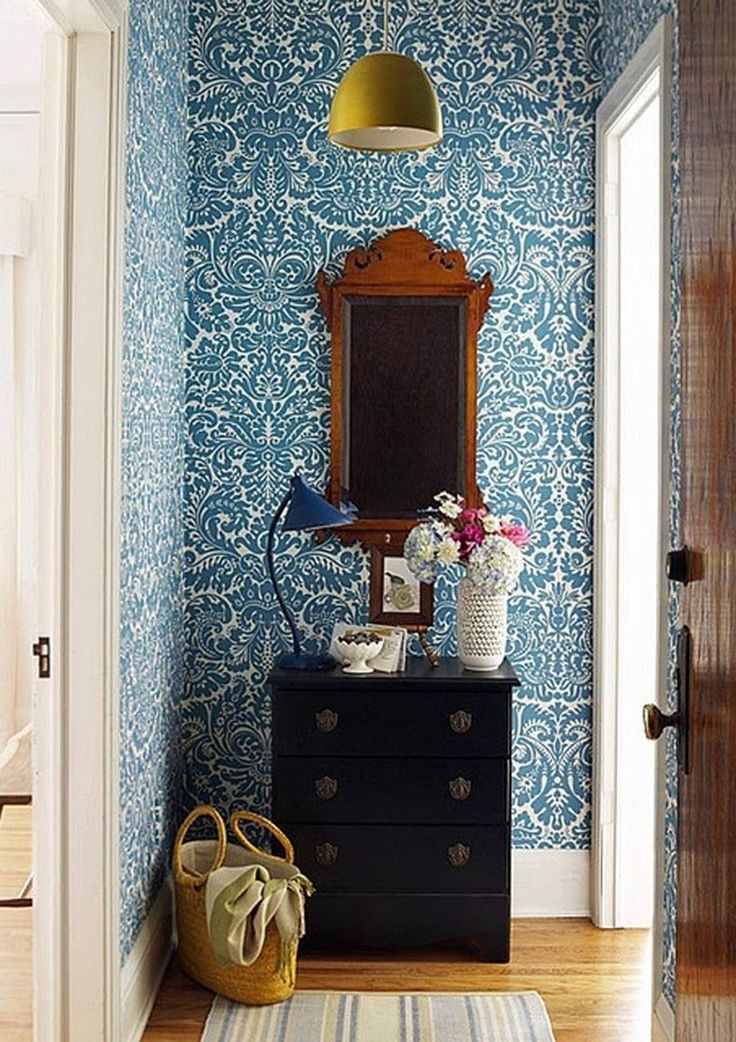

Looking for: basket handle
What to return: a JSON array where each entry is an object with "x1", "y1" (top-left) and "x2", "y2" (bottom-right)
[
  {"x1": 230, "y1": 810, "x2": 295, "y2": 864},
  {"x1": 173, "y1": 805, "x2": 227, "y2": 885}
]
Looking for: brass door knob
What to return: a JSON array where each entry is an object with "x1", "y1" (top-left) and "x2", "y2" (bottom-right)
[
  {"x1": 643, "y1": 703, "x2": 679, "y2": 741},
  {"x1": 642, "y1": 626, "x2": 692, "y2": 773}
]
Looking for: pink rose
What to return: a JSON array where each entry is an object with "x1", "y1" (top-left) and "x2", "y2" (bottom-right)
[{"x1": 499, "y1": 521, "x2": 531, "y2": 548}]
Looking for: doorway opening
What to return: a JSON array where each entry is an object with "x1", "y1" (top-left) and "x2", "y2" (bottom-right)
[
  {"x1": 594, "y1": 14, "x2": 674, "y2": 1042},
  {"x1": 0, "y1": 0, "x2": 127, "y2": 1039},
  {"x1": 0, "y1": 2, "x2": 46, "y2": 1036}
]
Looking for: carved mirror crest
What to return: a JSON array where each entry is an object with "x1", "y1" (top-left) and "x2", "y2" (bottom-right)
[{"x1": 317, "y1": 227, "x2": 493, "y2": 547}]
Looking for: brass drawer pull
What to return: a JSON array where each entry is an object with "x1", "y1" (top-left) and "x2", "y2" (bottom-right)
[
  {"x1": 449, "y1": 709, "x2": 472, "y2": 734},
  {"x1": 315, "y1": 775, "x2": 338, "y2": 800},
  {"x1": 449, "y1": 776, "x2": 472, "y2": 801},
  {"x1": 316, "y1": 842, "x2": 339, "y2": 866},
  {"x1": 448, "y1": 842, "x2": 471, "y2": 868},
  {"x1": 315, "y1": 709, "x2": 338, "y2": 733}
]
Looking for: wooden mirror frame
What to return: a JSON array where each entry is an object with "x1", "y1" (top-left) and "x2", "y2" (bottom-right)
[{"x1": 317, "y1": 228, "x2": 493, "y2": 548}]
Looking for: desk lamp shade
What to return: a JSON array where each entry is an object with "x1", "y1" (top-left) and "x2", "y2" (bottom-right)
[
  {"x1": 267, "y1": 474, "x2": 354, "y2": 671},
  {"x1": 282, "y1": 475, "x2": 351, "y2": 532}
]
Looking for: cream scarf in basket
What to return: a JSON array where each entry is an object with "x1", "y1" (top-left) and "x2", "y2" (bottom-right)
[{"x1": 205, "y1": 863, "x2": 313, "y2": 972}]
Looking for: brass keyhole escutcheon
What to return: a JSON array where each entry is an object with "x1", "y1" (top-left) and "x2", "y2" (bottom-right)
[
  {"x1": 449, "y1": 776, "x2": 472, "y2": 801},
  {"x1": 315, "y1": 776, "x2": 338, "y2": 801},
  {"x1": 449, "y1": 710, "x2": 472, "y2": 734},
  {"x1": 448, "y1": 842, "x2": 471, "y2": 868},
  {"x1": 316, "y1": 842, "x2": 339, "y2": 866},
  {"x1": 315, "y1": 709, "x2": 338, "y2": 733}
]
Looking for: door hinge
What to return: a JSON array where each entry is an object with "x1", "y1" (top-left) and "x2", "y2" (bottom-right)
[{"x1": 32, "y1": 636, "x2": 51, "y2": 679}]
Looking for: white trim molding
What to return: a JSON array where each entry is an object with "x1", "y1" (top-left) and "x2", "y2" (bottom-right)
[
  {"x1": 121, "y1": 885, "x2": 174, "y2": 1042},
  {"x1": 512, "y1": 850, "x2": 590, "y2": 918},
  {"x1": 30, "y1": 1, "x2": 128, "y2": 1040},
  {"x1": 592, "y1": 14, "x2": 673, "y2": 929}
]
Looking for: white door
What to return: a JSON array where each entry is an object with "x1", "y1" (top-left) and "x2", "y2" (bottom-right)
[{"x1": 594, "y1": 14, "x2": 675, "y2": 1042}]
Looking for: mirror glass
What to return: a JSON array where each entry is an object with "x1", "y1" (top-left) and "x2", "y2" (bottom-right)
[{"x1": 342, "y1": 295, "x2": 467, "y2": 517}]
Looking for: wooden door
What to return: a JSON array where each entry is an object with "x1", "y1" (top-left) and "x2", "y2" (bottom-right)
[{"x1": 677, "y1": 2, "x2": 736, "y2": 1038}]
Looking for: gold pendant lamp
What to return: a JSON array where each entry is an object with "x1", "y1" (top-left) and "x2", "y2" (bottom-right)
[{"x1": 328, "y1": 0, "x2": 442, "y2": 152}]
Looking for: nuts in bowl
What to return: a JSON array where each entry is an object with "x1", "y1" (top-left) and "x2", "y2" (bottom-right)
[{"x1": 335, "y1": 630, "x2": 384, "y2": 675}]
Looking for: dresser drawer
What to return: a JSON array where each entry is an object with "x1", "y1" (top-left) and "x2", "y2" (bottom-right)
[
  {"x1": 274, "y1": 757, "x2": 508, "y2": 824},
  {"x1": 289, "y1": 824, "x2": 508, "y2": 894},
  {"x1": 302, "y1": 893, "x2": 510, "y2": 961},
  {"x1": 272, "y1": 689, "x2": 509, "y2": 758}
]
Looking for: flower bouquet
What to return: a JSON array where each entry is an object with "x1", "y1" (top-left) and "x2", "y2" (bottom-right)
[{"x1": 404, "y1": 492, "x2": 530, "y2": 670}]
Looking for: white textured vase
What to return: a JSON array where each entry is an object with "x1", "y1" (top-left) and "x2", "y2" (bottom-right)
[{"x1": 457, "y1": 577, "x2": 508, "y2": 671}]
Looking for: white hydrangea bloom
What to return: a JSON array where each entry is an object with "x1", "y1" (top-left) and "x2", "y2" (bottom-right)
[
  {"x1": 466, "y1": 535, "x2": 523, "y2": 595},
  {"x1": 436, "y1": 538, "x2": 460, "y2": 565},
  {"x1": 404, "y1": 520, "x2": 457, "y2": 583}
]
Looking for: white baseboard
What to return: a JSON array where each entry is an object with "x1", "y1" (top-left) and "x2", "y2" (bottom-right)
[
  {"x1": 121, "y1": 883, "x2": 173, "y2": 1042},
  {"x1": 653, "y1": 993, "x2": 675, "y2": 1042},
  {"x1": 512, "y1": 849, "x2": 591, "y2": 917}
]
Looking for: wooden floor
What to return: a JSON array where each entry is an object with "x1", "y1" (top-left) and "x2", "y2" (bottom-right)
[
  {"x1": 0, "y1": 803, "x2": 33, "y2": 1042},
  {"x1": 143, "y1": 920, "x2": 652, "y2": 1042},
  {"x1": 0, "y1": 810, "x2": 651, "y2": 1042}
]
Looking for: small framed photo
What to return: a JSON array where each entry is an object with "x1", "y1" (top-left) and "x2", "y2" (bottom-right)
[{"x1": 369, "y1": 545, "x2": 433, "y2": 627}]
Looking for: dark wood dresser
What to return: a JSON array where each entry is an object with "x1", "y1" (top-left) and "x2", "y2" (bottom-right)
[{"x1": 270, "y1": 656, "x2": 518, "y2": 961}]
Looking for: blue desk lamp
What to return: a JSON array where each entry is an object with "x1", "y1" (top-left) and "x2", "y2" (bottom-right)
[{"x1": 267, "y1": 473, "x2": 354, "y2": 670}]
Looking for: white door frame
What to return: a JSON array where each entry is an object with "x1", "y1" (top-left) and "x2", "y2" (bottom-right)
[
  {"x1": 30, "y1": 0, "x2": 127, "y2": 1039},
  {"x1": 592, "y1": 10, "x2": 673, "y2": 1028}
]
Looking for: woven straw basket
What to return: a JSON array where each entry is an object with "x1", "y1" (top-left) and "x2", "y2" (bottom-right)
[{"x1": 173, "y1": 805, "x2": 303, "y2": 1005}]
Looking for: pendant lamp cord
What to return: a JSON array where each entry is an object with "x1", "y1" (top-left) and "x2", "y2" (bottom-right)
[{"x1": 383, "y1": 0, "x2": 390, "y2": 51}]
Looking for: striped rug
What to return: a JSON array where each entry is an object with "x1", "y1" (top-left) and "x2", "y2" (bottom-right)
[{"x1": 202, "y1": 991, "x2": 556, "y2": 1041}]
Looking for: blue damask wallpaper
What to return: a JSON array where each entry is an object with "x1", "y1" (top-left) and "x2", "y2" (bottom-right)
[
  {"x1": 601, "y1": 0, "x2": 680, "y2": 1011},
  {"x1": 119, "y1": 0, "x2": 188, "y2": 962},
  {"x1": 601, "y1": 0, "x2": 675, "y2": 89},
  {"x1": 182, "y1": 0, "x2": 602, "y2": 851},
  {"x1": 117, "y1": 0, "x2": 683, "y2": 990}
]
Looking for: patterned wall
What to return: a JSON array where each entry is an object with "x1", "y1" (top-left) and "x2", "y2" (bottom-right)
[
  {"x1": 119, "y1": 0, "x2": 188, "y2": 962},
  {"x1": 116, "y1": 0, "x2": 682, "y2": 986},
  {"x1": 183, "y1": 0, "x2": 602, "y2": 851},
  {"x1": 600, "y1": 0, "x2": 680, "y2": 1011},
  {"x1": 601, "y1": 0, "x2": 675, "y2": 87}
]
